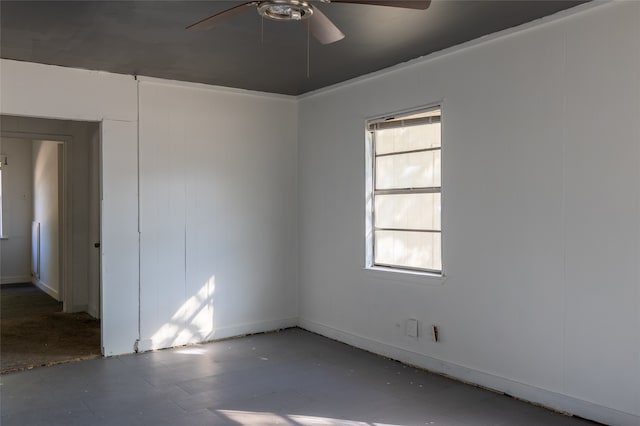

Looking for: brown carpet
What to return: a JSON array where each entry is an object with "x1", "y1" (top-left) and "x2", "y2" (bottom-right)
[{"x1": 1, "y1": 283, "x2": 101, "y2": 373}]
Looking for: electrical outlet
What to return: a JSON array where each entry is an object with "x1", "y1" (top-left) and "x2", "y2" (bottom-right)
[{"x1": 406, "y1": 318, "x2": 418, "y2": 337}]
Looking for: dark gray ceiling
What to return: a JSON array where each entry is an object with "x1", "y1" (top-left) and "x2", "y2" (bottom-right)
[{"x1": 1, "y1": 1, "x2": 588, "y2": 95}]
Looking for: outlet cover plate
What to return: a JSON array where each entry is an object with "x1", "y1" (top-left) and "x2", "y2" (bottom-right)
[{"x1": 406, "y1": 318, "x2": 418, "y2": 337}]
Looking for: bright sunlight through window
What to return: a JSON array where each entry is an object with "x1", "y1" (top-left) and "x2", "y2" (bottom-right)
[{"x1": 366, "y1": 106, "x2": 442, "y2": 274}]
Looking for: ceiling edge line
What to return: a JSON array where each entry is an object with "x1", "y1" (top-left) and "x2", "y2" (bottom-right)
[{"x1": 137, "y1": 76, "x2": 297, "y2": 101}]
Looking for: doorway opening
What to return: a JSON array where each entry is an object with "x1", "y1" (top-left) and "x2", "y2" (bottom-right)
[{"x1": 0, "y1": 115, "x2": 102, "y2": 373}]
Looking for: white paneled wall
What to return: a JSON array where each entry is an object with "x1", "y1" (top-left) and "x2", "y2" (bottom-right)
[
  {"x1": 298, "y1": 2, "x2": 640, "y2": 425},
  {"x1": 101, "y1": 119, "x2": 139, "y2": 354},
  {"x1": 137, "y1": 80, "x2": 298, "y2": 350}
]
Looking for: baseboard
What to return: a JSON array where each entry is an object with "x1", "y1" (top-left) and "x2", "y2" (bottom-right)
[
  {"x1": 136, "y1": 316, "x2": 299, "y2": 353},
  {"x1": 298, "y1": 318, "x2": 639, "y2": 426},
  {"x1": 208, "y1": 317, "x2": 299, "y2": 342},
  {"x1": 70, "y1": 304, "x2": 89, "y2": 314},
  {"x1": 1, "y1": 275, "x2": 32, "y2": 285},
  {"x1": 33, "y1": 279, "x2": 59, "y2": 300},
  {"x1": 87, "y1": 304, "x2": 100, "y2": 319}
]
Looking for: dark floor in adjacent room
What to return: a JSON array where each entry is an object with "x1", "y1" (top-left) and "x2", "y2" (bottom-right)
[
  {"x1": 0, "y1": 283, "x2": 101, "y2": 373},
  {"x1": 1, "y1": 328, "x2": 596, "y2": 426}
]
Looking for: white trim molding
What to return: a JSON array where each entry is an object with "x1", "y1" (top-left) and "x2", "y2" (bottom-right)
[
  {"x1": 1, "y1": 276, "x2": 33, "y2": 285},
  {"x1": 136, "y1": 317, "x2": 299, "y2": 353},
  {"x1": 34, "y1": 279, "x2": 60, "y2": 301}
]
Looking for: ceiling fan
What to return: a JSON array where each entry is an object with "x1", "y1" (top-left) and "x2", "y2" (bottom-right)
[{"x1": 186, "y1": 0, "x2": 432, "y2": 45}]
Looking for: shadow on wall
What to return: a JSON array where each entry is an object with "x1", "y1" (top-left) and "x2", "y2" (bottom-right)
[{"x1": 151, "y1": 276, "x2": 216, "y2": 349}]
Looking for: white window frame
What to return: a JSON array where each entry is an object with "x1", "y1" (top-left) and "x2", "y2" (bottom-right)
[{"x1": 365, "y1": 104, "x2": 443, "y2": 276}]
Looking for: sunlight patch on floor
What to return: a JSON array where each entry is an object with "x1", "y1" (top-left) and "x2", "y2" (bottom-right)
[
  {"x1": 174, "y1": 347, "x2": 207, "y2": 355},
  {"x1": 217, "y1": 410, "x2": 404, "y2": 426}
]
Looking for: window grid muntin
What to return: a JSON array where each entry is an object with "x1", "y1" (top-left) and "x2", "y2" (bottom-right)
[{"x1": 375, "y1": 146, "x2": 441, "y2": 158}]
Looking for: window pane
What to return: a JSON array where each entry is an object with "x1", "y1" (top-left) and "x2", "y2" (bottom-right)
[
  {"x1": 375, "y1": 230, "x2": 441, "y2": 271},
  {"x1": 375, "y1": 122, "x2": 441, "y2": 155},
  {"x1": 376, "y1": 149, "x2": 440, "y2": 190},
  {"x1": 375, "y1": 193, "x2": 440, "y2": 231}
]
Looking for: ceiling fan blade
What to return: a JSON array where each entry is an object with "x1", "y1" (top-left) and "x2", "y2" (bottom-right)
[
  {"x1": 328, "y1": 0, "x2": 431, "y2": 10},
  {"x1": 186, "y1": 2, "x2": 257, "y2": 30},
  {"x1": 309, "y1": 6, "x2": 345, "y2": 45}
]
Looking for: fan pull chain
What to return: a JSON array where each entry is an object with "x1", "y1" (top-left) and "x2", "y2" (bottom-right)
[
  {"x1": 261, "y1": 16, "x2": 264, "y2": 44},
  {"x1": 307, "y1": 20, "x2": 310, "y2": 78}
]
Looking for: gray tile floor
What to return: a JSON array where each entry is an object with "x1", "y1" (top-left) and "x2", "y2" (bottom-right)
[{"x1": 1, "y1": 328, "x2": 596, "y2": 425}]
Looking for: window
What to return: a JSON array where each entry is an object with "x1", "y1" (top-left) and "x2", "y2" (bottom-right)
[{"x1": 366, "y1": 106, "x2": 442, "y2": 274}]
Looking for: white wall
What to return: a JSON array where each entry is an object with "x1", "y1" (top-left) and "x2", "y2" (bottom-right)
[
  {"x1": 31, "y1": 140, "x2": 61, "y2": 298},
  {"x1": 0, "y1": 60, "x2": 299, "y2": 355},
  {"x1": 0, "y1": 61, "x2": 139, "y2": 355},
  {"x1": 297, "y1": 2, "x2": 640, "y2": 425},
  {"x1": 0, "y1": 137, "x2": 33, "y2": 283},
  {"x1": 137, "y1": 79, "x2": 299, "y2": 350}
]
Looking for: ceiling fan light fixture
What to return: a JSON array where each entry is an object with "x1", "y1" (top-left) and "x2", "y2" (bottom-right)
[{"x1": 257, "y1": 0, "x2": 314, "y2": 21}]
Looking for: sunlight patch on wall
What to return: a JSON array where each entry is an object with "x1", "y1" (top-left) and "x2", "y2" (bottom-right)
[{"x1": 151, "y1": 276, "x2": 216, "y2": 348}]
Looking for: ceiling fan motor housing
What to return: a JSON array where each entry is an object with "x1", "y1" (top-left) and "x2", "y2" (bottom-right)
[{"x1": 257, "y1": 0, "x2": 314, "y2": 21}]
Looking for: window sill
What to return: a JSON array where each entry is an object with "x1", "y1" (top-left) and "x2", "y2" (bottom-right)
[{"x1": 364, "y1": 265, "x2": 446, "y2": 286}]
